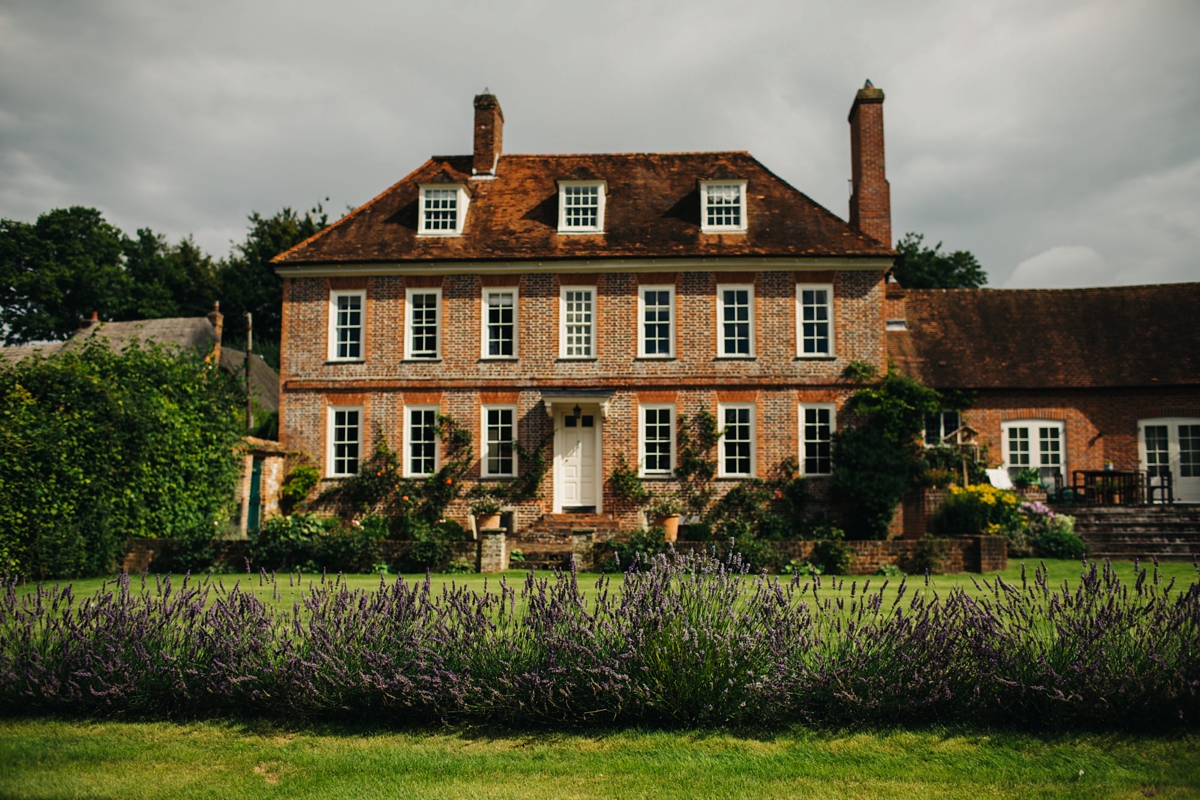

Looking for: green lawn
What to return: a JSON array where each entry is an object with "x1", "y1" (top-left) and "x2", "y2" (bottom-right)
[
  {"x1": 0, "y1": 719, "x2": 1195, "y2": 799},
  {"x1": 16, "y1": 558, "x2": 1198, "y2": 612}
]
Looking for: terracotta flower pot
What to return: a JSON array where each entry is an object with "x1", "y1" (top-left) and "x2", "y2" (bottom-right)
[
  {"x1": 478, "y1": 513, "x2": 502, "y2": 530},
  {"x1": 654, "y1": 514, "x2": 681, "y2": 542}
]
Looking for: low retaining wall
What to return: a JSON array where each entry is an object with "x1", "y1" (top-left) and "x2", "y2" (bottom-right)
[{"x1": 666, "y1": 536, "x2": 1006, "y2": 574}]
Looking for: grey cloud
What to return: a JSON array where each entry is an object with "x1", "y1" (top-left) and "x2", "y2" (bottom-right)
[{"x1": 1, "y1": 0, "x2": 1197, "y2": 287}]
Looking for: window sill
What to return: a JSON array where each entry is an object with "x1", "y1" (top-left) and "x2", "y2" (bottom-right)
[
  {"x1": 701, "y1": 227, "x2": 748, "y2": 234},
  {"x1": 640, "y1": 474, "x2": 674, "y2": 481},
  {"x1": 717, "y1": 475, "x2": 756, "y2": 481},
  {"x1": 479, "y1": 475, "x2": 517, "y2": 481},
  {"x1": 326, "y1": 358, "x2": 366, "y2": 365},
  {"x1": 636, "y1": 356, "x2": 676, "y2": 361},
  {"x1": 403, "y1": 357, "x2": 443, "y2": 363},
  {"x1": 556, "y1": 229, "x2": 605, "y2": 235},
  {"x1": 715, "y1": 356, "x2": 756, "y2": 361},
  {"x1": 479, "y1": 357, "x2": 520, "y2": 362},
  {"x1": 416, "y1": 232, "x2": 463, "y2": 238},
  {"x1": 557, "y1": 357, "x2": 598, "y2": 362},
  {"x1": 795, "y1": 355, "x2": 836, "y2": 361}
]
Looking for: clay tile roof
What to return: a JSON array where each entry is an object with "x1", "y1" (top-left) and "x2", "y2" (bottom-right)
[
  {"x1": 889, "y1": 284, "x2": 1200, "y2": 389},
  {"x1": 273, "y1": 152, "x2": 893, "y2": 266}
]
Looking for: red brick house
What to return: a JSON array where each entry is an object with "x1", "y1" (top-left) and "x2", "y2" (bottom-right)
[
  {"x1": 272, "y1": 85, "x2": 897, "y2": 532},
  {"x1": 889, "y1": 283, "x2": 1200, "y2": 503}
]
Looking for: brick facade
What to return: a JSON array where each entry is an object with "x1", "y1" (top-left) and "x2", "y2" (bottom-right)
[{"x1": 279, "y1": 268, "x2": 886, "y2": 531}]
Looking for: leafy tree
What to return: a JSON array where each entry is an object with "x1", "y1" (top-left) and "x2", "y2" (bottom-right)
[
  {"x1": 831, "y1": 370, "x2": 941, "y2": 539},
  {"x1": 218, "y1": 204, "x2": 328, "y2": 358},
  {"x1": 0, "y1": 337, "x2": 244, "y2": 578},
  {"x1": 122, "y1": 230, "x2": 220, "y2": 319},
  {"x1": 0, "y1": 207, "x2": 129, "y2": 343},
  {"x1": 893, "y1": 232, "x2": 987, "y2": 289}
]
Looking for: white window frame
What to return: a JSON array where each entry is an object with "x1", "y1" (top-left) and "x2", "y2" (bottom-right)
[
  {"x1": 796, "y1": 283, "x2": 835, "y2": 358},
  {"x1": 700, "y1": 180, "x2": 748, "y2": 233},
  {"x1": 799, "y1": 403, "x2": 837, "y2": 476},
  {"x1": 481, "y1": 404, "x2": 518, "y2": 478},
  {"x1": 639, "y1": 403, "x2": 676, "y2": 477},
  {"x1": 557, "y1": 180, "x2": 607, "y2": 234},
  {"x1": 417, "y1": 184, "x2": 469, "y2": 236},
  {"x1": 405, "y1": 287, "x2": 442, "y2": 360},
  {"x1": 404, "y1": 405, "x2": 440, "y2": 478},
  {"x1": 717, "y1": 402, "x2": 756, "y2": 478},
  {"x1": 924, "y1": 410, "x2": 963, "y2": 447},
  {"x1": 1001, "y1": 420, "x2": 1067, "y2": 481},
  {"x1": 328, "y1": 289, "x2": 366, "y2": 362},
  {"x1": 559, "y1": 285, "x2": 596, "y2": 359},
  {"x1": 637, "y1": 284, "x2": 675, "y2": 359},
  {"x1": 326, "y1": 405, "x2": 363, "y2": 478},
  {"x1": 480, "y1": 287, "x2": 519, "y2": 360},
  {"x1": 716, "y1": 283, "x2": 755, "y2": 358}
]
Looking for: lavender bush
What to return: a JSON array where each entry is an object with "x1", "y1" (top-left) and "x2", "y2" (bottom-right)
[{"x1": 0, "y1": 551, "x2": 1196, "y2": 729}]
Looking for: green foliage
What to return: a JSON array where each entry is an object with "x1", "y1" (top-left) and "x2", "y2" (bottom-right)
[
  {"x1": 1012, "y1": 467, "x2": 1042, "y2": 488},
  {"x1": 875, "y1": 563, "x2": 905, "y2": 577},
  {"x1": 832, "y1": 370, "x2": 941, "y2": 539},
  {"x1": 280, "y1": 462, "x2": 321, "y2": 507},
  {"x1": 0, "y1": 208, "x2": 129, "y2": 343},
  {"x1": 810, "y1": 527, "x2": 854, "y2": 575},
  {"x1": 217, "y1": 204, "x2": 328, "y2": 360},
  {"x1": 1032, "y1": 527, "x2": 1086, "y2": 560},
  {"x1": 707, "y1": 458, "x2": 808, "y2": 541},
  {"x1": 391, "y1": 520, "x2": 467, "y2": 573},
  {"x1": 931, "y1": 485, "x2": 1023, "y2": 538},
  {"x1": 894, "y1": 232, "x2": 988, "y2": 289},
  {"x1": 122, "y1": 230, "x2": 220, "y2": 321},
  {"x1": 719, "y1": 536, "x2": 780, "y2": 574},
  {"x1": 610, "y1": 527, "x2": 668, "y2": 570},
  {"x1": 0, "y1": 338, "x2": 243, "y2": 578},
  {"x1": 253, "y1": 513, "x2": 389, "y2": 573},
  {"x1": 913, "y1": 535, "x2": 950, "y2": 575},
  {"x1": 674, "y1": 410, "x2": 722, "y2": 517},
  {"x1": 842, "y1": 360, "x2": 879, "y2": 382},
  {"x1": 320, "y1": 416, "x2": 473, "y2": 538},
  {"x1": 609, "y1": 453, "x2": 652, "y2": 506}
]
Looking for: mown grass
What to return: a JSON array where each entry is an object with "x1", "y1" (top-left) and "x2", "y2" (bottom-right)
[
  {"x1": 17, "y1": 558, "x2": 1199, "y2": 612},
  {"x1": 0, "y1": 719, "x2": 1196, "y2": 799}
]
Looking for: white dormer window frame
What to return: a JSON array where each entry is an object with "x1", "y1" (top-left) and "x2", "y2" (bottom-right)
[
  {"x1": 557, "y1": 180, "x2": 607, "y2": 234},
  {"x1": 418, "y1": 184, "x2": 469, "y2": 236},
  {"x1": 700, "y1": 180, "x2": 748, "y2": 233}
]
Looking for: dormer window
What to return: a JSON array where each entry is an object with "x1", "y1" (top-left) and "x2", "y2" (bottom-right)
[
  {"x1": 557, "y1": 181, "x2": 606, "y2": 233},
  {"x1": 419, "y1": 184, "x2": 469, "y2": 235},
  {"x1": 700, "y1": 180, "x2": 747, "y2": 232}
]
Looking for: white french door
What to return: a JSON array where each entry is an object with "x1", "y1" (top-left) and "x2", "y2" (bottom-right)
[
  {"x1": 1140, "y1": 419, "x2": 1200, "y2": 502},
  {"x1": 1001, "y1": 420, "x2": 1066, "y2": 488},
  {"x1": 555, "y1": 410, "x2": 600, "y2": 512}
]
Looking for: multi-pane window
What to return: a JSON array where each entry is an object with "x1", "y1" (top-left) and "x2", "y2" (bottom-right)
[
  {"x1": 924, "y1": 411, "x2": 962, "y2": 445},
  {"x1": 406, "y1": 289, "x2": 440, "y2": 359},
  {"x1": 1003, "y1": 421, "x2": 1066, "y2": 482},
  {"x1": 641, "y1": 406, "x2": 674, "y2": 476},
  {"x1": 483, "y1": 406, "x2": 516, "y2": 477},
  {"x1": 328, "y1": 407, "x2": 361, "y2": 477},
  {"x1": 558, "y1": 182, "x2": 605, "y2": 232},
  {"x1": 718, "y1": 285, "x2": 753, "y2": 356},
  {"x1": 330, "y1": 291, "x2": 364, "y2": 360},
  {"x1": 701, "y1": 181, "x2": 747, "y2": 231},
  {"x1": 419, "y1": 185, "x2": 467, "y2": 234},
  {"x1": 798, "y1": 285, "x2": 834, "y2": 356},
  {"x1": 1181, "y1": 425, "x2": 1200, "y2": 478},
  {"x1": 1145, "y1": 425, "x2": 1170, "y2": 479},
  {"x1": 484, "y1": 289, "x2": 516, "y2": 358},
  {"x1": 561, "y1": 288, "x2": 594, "y2": 358},
  {"x1": 801, "y1": 404, "x2": 836, "y2": 476},
  {"x1": 639, "y1": 286, "x2": 673, "y2": 357},
  {"x1": 719, "y1": 404, "x2": 754, "y2": 477},
  {"x1": 407, "y1": 407, "x2": 438, "y2": 476}
]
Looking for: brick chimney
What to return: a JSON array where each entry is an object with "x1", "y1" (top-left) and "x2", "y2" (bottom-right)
[
  {"x1": 473, "y1": 92, "x2": 503, "y2": 176},
  {"x1": 206, "y1": 301, "x2": 223, "y2": 363},
  {"x1": 848, "y1": 80, "x2": 891, "y2": 247}
]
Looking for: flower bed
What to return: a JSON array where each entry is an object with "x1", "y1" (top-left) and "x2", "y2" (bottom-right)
[{"x1": 1, "y1": 551, "x2": 1196, "y2": 729}]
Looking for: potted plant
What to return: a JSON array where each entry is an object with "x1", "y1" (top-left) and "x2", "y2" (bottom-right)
[
  {"x1": 649, "y1": 495, "x2": 683, "y2": 542},
  {"x1": 468, "y1": 488, "x2": 504, "y2": 530}
]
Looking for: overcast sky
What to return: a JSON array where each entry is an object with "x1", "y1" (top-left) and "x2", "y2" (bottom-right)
[{"x1": 2, "y1": 0, "x2": 1197, "y2": 288}]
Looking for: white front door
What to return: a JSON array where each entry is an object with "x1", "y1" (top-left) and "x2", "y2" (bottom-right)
[
  {"x1": 556, "y1": 411, "x2": 600, "y2": 511},
  {"x1": 1141, "y1": 418, "x2": 1200, "y2": 502}
]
